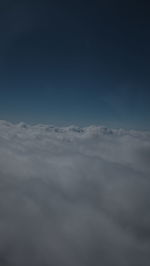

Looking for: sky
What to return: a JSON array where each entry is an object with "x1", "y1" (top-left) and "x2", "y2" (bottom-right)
[{"x1": 0, "y1": 0, "x2": 150, "y2": 129}]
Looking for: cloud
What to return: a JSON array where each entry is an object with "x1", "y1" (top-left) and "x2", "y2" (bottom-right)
[{"x1": 0, "y1": 120, "x2": 150, "y2": 265}]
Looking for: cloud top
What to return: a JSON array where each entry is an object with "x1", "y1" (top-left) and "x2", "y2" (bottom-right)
[{"x1": 0, "y1": 120, "x2": 150, "y2": 266}]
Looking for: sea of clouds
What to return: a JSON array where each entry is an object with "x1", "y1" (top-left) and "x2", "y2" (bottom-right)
[{"x1": 0, "y1": 120, "x2": 150, "y2": 266}]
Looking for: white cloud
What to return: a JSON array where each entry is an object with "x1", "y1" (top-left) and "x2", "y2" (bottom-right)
[{"x1": 0, "y1": 120, "x2": 150, "y2": 265}]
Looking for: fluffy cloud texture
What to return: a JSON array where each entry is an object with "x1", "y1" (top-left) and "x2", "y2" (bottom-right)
[{"x1": 0, "y1": 120, "x2": 150, "y2": 266}]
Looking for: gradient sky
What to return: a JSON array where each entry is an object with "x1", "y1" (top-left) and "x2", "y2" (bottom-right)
[{"x1": 0, "y1": 0, "x2": 150, "y2": 129}]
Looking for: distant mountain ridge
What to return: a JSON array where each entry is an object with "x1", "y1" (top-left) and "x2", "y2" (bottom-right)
[{"x1": 0, "y1": 120, "x2": 150, "y2": 140}]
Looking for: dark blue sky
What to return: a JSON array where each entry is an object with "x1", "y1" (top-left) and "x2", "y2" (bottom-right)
[{"x1": 0, "y1": 0, "x2": 150, "y2": 129}]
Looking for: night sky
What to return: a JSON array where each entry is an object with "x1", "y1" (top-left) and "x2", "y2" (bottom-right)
[{"x1": 0, "y1": 0, "x2": 150, "y2": 129}]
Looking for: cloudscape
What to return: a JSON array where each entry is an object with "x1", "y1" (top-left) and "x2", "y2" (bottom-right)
[
  {"x1": 0, "y1": 120, "x2": 150, "y2": 265},
  {"x1": 0, "y1": 0, "x2": 150, "y2": 265}
]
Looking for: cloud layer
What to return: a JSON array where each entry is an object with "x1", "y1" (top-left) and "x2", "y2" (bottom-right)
[{"x1": 0, "y1": 120, "x2": 150, "y2": 266}]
